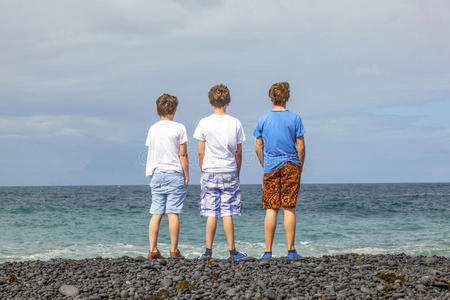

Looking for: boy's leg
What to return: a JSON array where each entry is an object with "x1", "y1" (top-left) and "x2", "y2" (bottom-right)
[
  {"x1": 200, "y1": 172, "x2": 220, "y2": 255},
  {"x1": 222, "y1": 216, "x2": 235, "y2": 250},
  {"x1": 165, "y1": 172, "x2": 187, "y2": 253},
  {"x1": 149, "y1": 172, "x2": 167, "y2": 254},
  {"x1": 206, "y1": 216, "x2": 218, "y2": 249},
  {"x1": 149, "y1": 214, "x2": 163, "y2": 252},
  {"x1": 264, "y1": 208, "x2": 278, "y2": 252},
  {"x1": 220, "y1": 172, "x2": 241, "y2": 252},
  {"x1": 283, "y1": 208, "x2": 296, "y2": 251},
  {"x1": 167, "y1": 213, "x2": 180, "y2": 252},
  {"x1": 262, "y1": 168, "x2": 282, "y2": 253},
  {"x1": 280, "y1": 162, "x2": 301, "y2": 252}
]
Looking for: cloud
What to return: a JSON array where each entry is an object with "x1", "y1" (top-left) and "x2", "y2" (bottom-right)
[
  {"x1": 0, "y1": 115, "x2": 129, "y2": 142},
  {"x1": 0, "y1": 0, "x2": 449, "y2": 184}
]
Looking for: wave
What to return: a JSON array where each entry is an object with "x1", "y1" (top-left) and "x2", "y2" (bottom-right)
[{"x1": 1, "y1": 239, "x2": 448, "y2": 263}]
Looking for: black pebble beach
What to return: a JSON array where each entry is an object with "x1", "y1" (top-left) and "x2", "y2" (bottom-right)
[{"x1": 1, "y1": 254, "x2": 449, "y2": 299}]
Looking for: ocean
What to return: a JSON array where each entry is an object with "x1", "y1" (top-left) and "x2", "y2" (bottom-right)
[{"x1": 0, "y1": 183, "x2": 449, "y2": 262}]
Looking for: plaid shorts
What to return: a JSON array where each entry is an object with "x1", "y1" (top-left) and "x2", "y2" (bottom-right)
[{"x1": 200, "y1": 172, "x2": 242, "y2": 217}]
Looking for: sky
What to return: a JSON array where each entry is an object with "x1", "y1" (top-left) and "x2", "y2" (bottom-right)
[{"x1": 1, "y1": 0, "x2": 450, "y2": 186}]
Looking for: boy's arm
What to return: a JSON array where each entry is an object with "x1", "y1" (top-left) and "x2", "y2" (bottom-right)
[
  {"x1": 235, "y1": 143, "x2": 242, "y2": 176},
  {"x1": 296, "y1": 136, "x2": 305, "y2": 174},
  {"x1": 255, "y1": 138, "x2": 264, "y2": 168},
  {"x1": 197, "y1": 140, "x2": 205, "y2": 172},
  {"x1": 179, "y1": 142, "x2": 189, "y2": 186}
]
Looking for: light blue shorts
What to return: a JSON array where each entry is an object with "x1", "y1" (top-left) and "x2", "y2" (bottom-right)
[
  {"x1": 149, "y1": 171, "x2": 186, "y2": 215},
  {"x1": 200, "y1": 172, "x2": 242, "y2": 217}
]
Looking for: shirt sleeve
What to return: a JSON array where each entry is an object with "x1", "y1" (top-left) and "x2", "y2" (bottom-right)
[
  {"x1": 296, "y1": 115, "x2": 305, "y2": 137},
  {"x1": 193, "y1": 119, "x2": 205, "y2": 141},
  {"x1": 253, "y1": 118, "x2": 263, "y2": 138},
  {"x1": 236, "y1": 120, "x2": 246, "y2": 144},
  {"x1": 179, "y1": 124, "x2": 188, "y2": 144},
  {"x1": 145, "y1": 127, "x2": 151, "y2": 147}
]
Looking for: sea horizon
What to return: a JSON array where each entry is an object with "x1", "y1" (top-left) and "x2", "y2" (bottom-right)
[{"x1": 2, "y1": 181, "x2": 450, "y2": 188}]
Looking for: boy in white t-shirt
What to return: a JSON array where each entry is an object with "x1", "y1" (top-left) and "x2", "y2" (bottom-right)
[
  {"x1": 193, "y1": 84, "x2": 247, "y2": 260},
  {"x1": 145, "y1": 94, "x2": 189, "y2": 259}
]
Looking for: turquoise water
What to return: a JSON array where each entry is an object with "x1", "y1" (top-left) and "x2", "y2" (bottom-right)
[{"x1": 0, "y1": 183, "x2": 449, "y2": 262}]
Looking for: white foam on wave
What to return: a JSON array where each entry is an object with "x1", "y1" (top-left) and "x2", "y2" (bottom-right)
[{"x1": 1, "y1": 239, "x2": 448, "y2": 263}]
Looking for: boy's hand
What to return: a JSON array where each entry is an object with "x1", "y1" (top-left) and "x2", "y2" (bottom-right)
[{"x1": 184, "y1": 176, "x2": 189, "y2": 187}]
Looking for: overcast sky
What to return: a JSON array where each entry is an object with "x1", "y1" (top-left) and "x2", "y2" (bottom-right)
[{"x1": 1, "y1": 0, "x2": 449, "y2": 186}]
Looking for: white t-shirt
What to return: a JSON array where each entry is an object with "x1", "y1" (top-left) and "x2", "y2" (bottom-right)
[
  {"x1": 145, "y1": 120, "x2": 188, "y2": 177},
  {"x1": 193, "y1": 114, "x2": 246, "y2": 173}
]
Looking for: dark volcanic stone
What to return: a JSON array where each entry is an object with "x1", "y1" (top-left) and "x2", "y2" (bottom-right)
[
  {"x1": 0, "y1": 254, "x2": 448, "y2": 299},
  {"x1": 59, "y1": 284, "x2": 79, "y2": 297}
]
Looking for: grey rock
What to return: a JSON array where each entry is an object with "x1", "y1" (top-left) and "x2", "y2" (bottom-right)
[
  {"x1": 375, "y1": 284, "x2": 385, "y2": 291},
  {"x1": 120, "y1": 290, "x2": 128, "y2": 298},
  {"x1": 428, "y1": 269, "x2": 440, "y2": 276},
  {"x1": 424, "y1": 257, "x2": 437, "y2": 264},
  {"x1": 392, "y1": 292, "x2": 405, "y2": 298},
  {"x1": 135, "y1": 256, "x2": 146, "y2": 261},
  {"x1": 259, "y1": 260, "x2": 270, "y2": 266},
  {"x1": 192, "y1": 271, "x2": 202, "y2": 279},
  {"x1": 314, "y1": 265, "x2": 325, "y2": 273},
  {"x1": 160, "y1": 278, "x2": 172, "y2": 287},
  {"x1": 226, "y1": 288, "x2": 238, "y2": 297},
  {"x1": 257, "y1": 279, "x2": 266, "y2": 289},
  {"x1": 360, "y1": 286, "x2": 372, "y2": 294},
  {"x1": 59, "y1": 285, "x2": 79, "y2": 297},
  {"x1": 265, "y1": 289, "x2": 276, "y2": 299},
  {"x1": 432, "y1": 281, "x2": 449, "y2": 289}
]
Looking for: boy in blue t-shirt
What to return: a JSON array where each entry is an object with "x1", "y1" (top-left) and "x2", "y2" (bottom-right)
[{"x1": 253, "y1": 81, "x2": 305, "y2": 259}]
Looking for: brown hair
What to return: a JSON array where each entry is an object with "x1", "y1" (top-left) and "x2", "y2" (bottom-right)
[
  {"x1": 156, "y1": 94, "x2": 178, "y2": 116},
  {"x1": 269, "y1": 82, "x2": 290, "y2": 106},
  {"x1": 208, "y1": 84, "x2": 230, "y2": 108}
]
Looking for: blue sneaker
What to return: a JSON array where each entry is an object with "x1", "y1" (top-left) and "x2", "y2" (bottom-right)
[
  {"x1": 261, "y1": 253, "x2": 272, "y2": 259},
  {"x1": 232, "y1": 252, "x2": 248, "y2": 260},
  {"x1": 197, "y1": 253, "x2": 212, "y2": 260},
  {"x1": 287, "y1": 251, "x2": 302, "y2": 259}
]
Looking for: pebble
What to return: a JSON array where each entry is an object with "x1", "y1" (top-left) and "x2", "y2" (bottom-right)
[
  {"x1": 0, "y1": 254, "x2": 448, "y2": 299},
  {"x1": 257, "y1": 279, "x2": 266, "y2": 289},
  {"x1": 160, "y1": 278, "x2": 172, "y2": 287},
  {"x1": 226, "y1": 288, "x2": 238, "y2": 297},
  {"x1": 314, "y1": 265, "x2": 325, "y2": 273},
  {"x1": 424, "y1": 256, "x2": 438, "y2": 264},
  {"x1": 59, "y1": 284, "x2": 79, "y2": 297},
  {"x1": 375, "y1": 284, "x2": 384, "y2": 291},
  {"x1": 120, "y1": 290, "x2": 128, "y2": 298}
]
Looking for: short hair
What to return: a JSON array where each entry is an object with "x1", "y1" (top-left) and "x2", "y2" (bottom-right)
[
  {"x1": 156, "y1": 94, "x2": 178, "y2": 116},
  {"x1": 268, "y1": 82, "x2": 290, "y2": 106},
  {"x1": 208, "y1": 84, "x2": 230, "y2": 108}
]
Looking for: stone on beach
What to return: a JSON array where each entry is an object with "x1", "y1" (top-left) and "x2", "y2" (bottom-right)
[
  {"x1": 0, "y1": 254, "x2": 449, "y2": 299},
  {"x1": 59, "y1": 284, "x2": 79, "y2": 297}
]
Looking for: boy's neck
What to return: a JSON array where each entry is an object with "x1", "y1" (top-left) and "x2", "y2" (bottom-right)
[
  {"x1": 160, "y1": 114, "x2": 175, "y2": 121},
  {"x1": 213, "y1": 107, "x2": 227, "y2": 115},
  {"x1": 272, "y1": 105, "x2": 287, "y2": 111}
]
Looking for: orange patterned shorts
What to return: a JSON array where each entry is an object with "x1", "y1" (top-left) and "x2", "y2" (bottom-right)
[{"x1": 262, "y1": 161, "x2": 300, "y2": 209}]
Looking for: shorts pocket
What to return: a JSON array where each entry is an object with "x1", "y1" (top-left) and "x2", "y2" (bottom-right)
[{"x1": 150, "y1": 175, "x2": 162, "y2": 189}]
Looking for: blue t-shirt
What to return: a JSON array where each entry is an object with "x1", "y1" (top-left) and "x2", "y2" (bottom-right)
[{"x1": 253, "y1": 110, "x2": 305, "y2": 174}]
